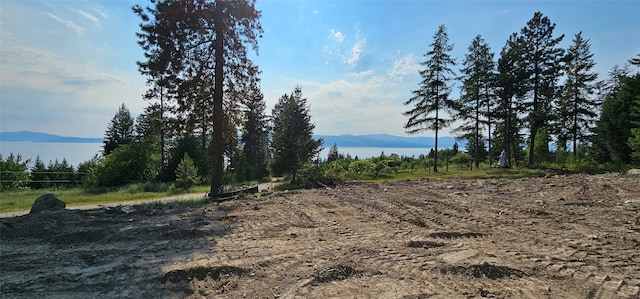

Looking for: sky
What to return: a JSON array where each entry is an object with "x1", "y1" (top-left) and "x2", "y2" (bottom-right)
[{"x1": 1, "y1": 0, "x2": 639, "y2": 139}]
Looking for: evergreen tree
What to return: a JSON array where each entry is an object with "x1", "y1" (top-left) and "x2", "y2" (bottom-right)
[
  {"x1": 134, "y1": 0, "x2": 263, "y2": 195},
  {"x1": 555, "y1": 32, "x2": 601, "y2": 159},
  {"x1": 629, "y1": 53, "x2": 640, "y2": 66},
  {"x1": 596, "y1": 74, "x2": 640, "y2": 164},
  {"x1": 240, "y1": 91, "x2": 270, "y2": 180},
  {"x1": 327, "y1": 143, "x2": 341, "y2": 162},
  {"x1": 30, "y1": 156, "x2": 49, "y2": 189},
  {"x1": 454, "y1": 35, "x2": 496, "y2": 169},
  {"x1": 0, "y1": 153, "x2": 30, "y2": 190},
  {"x1": 519, "y1": 12, "x2": 565, "y2": 166},
  {"x1": 270, "y1": 87, "x2": 323, "y2": 182},
  {"x1": 103, "y1": 103, "x2": 136, "y2": 156},
  {"x1": 175, "y1": 153, "x2": 200, "y2": 189},
  {"x1": 496, "y1": 34, "x2": 528, "y2": 167},
  {"x1": 403, "y1": 24, "x2": 456, "y2": 172}
]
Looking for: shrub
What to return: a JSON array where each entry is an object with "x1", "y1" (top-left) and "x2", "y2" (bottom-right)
[{"x1": 175, "y1": 153, "x2": 200, "y2": 189}]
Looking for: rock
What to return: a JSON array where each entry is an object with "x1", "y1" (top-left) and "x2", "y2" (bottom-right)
[
  {"x1": 30, "y1": 193, "x2": 66, "y2": 214},
  {"x1": 626, "y1": 169, "x2": 640, "y2": 176}
]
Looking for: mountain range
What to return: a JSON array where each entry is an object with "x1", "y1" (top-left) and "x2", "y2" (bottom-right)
[
  {"x1": 0, "y1": 131, "x2": 464, "y2": 148},
  {"x1": 315, "y1": 134, "x2": 463, "y2": 148},
  {"x1": 0, "y1": 131, "x2": 104, "y2": 143}
]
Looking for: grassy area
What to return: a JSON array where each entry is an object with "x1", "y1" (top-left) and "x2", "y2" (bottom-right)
[
  {"x1": 273, "y1": 167, "x2": 549, "y2": 191},
  {"x1": 0, "y1": 183, "x2": 211, "y2": 214},
  {"x1": 381, "y1": 167, "x2": 548, "y2": 181},
  {"x1": 1, "y1": 168, "x2": 552, "y2": 213}
]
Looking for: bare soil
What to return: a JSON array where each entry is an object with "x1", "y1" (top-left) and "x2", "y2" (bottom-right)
[{"x1": 1, "y1": 174, "x2": 639, "y2": 298}]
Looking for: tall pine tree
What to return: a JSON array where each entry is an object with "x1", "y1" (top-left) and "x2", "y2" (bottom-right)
[
  {"x1": 403, "y1": 24, "x2": 456, "y2": 172},
  {"x1": 519, "y1": 12, "x2": 565, "y2": 166},
  {"x1": 556, "y1": 32, "x2": 600, "y2": 159},
  {"x1": 240, "y1": 89, "x2": 270, "y2": 180},
  {"x1": 103, "y1": 103, "x2": 136, "y2": 156},
  {"x1": 134, "y1": 0, "x2": 263, "y2": 195},
  {"x1": 454, "y1": 35, "x2": 496, "y2": 169},
  {"x1": 496, "y1": 34, "x2": 528, "y2": 167},
  {"x1": 270, "y1": 87, "x2": 323, "y2": 182}
]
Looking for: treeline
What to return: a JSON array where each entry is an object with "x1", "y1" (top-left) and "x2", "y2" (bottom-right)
[
  {"x1": 0, "y1": 153, "x2": 94, "y2": 190},
  {"x1": 404, "y1": 12, "x2": 640, "y2": 172}
]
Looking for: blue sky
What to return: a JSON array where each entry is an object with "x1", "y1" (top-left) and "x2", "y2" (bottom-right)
[{"x1": 1, "y1": 0, "x2": 639, "y2": 138}]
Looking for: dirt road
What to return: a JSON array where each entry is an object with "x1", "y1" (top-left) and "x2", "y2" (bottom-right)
[{"x1": 1, "y1": 174, "x2": 639, "y2": 298}]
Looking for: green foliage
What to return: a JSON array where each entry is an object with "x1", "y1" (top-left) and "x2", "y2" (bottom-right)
[
  {"x1": 29, "y1": 156, "x2": 48, "y2": 189},
  {"x1": 94, "y1": 140, "x2": 161, "y2": 187},
  {"x1": 455, "y1": 34, "x2": 496, "y2": 169},
  {"x1": 239, "y1": 92, "x2": 270, "y2": 181},
  {"x1": 555, "y1": 32, "x2": 600, "y2": 157},
  {"x1": 403, "y1": 24, "x2": 457, "y2": 172},
  {"x1": 77, "y1": 154, "x2": 102, "y2": 187},
  {"x1": 270, "y1": 87, "x2": 323, "y2": 182},
  {"x1": 451, "y1": 152, "x2": 472, "y2": 169},
  {"x1": 596, "y1": 74, "x2": 640, "y2": 164},
  {"x1": 0, "y1": 153, "x2": 31, "y2": 191},
  {"x1": 175, "y1": 153, "x2": 200, "y2": 189},
  {"x1": 327, "y1": 143, "x2": 342, "y2": 162},
  {"x1": 45, "y1": 158, "x2": 75, "y2": 187},
  {"x1": 133, "y1": 0, "x2": 263, "y2": 193},
  {"x1": 629, "y1": 128, "x2": 640, "y2": 164},
  {"x1": 163, "y1": 135, "x2": 209, "y2": 182},
  {"x1": 533, "y1": 128, "x2": 551, "y2": 164},
  {"x1": 103, "y1": 103, "x2": 136, "y2": 156},
  {"x1": 519, "y1": 12, "x2": 565, "y2": 166}
]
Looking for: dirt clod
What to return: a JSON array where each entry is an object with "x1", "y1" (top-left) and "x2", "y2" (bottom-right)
[{"x1": 312, "y1": 264, "x2": 358, "y2": 285}]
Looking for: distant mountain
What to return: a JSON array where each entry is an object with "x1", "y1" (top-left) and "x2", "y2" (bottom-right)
[
  {"x1": 314, "y1": 134, "x2": 464, "y2": 149},
  {"x1": 1, "y1": 131, "x2": 464, "y2": 148},
  {"x1": 0, "y1": 131, "x2": 103, "y2": 143}
]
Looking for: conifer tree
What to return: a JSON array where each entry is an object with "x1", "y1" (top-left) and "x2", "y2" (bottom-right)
[
  {"x1": 240, "y1": 89, "x2": 270, "y2": 180},
  {"x1": 134, "y1": 0, "x2": 262, "y2": 195},
  {"x1": 403, "y1": 24, "x2": 456, "y2": 172},
  {"x1": 496, "y1": 33, "x2": 528, "y2": 167},
  {"x1": 270, "y1": 87, "x2": 323, "y2": 182},
  {"x1": 103, "y1": 103, "x2": 135, "y2": 156},
  {"x1": 556, "y1": 32, "x2": 600, "y2": 159},
  {"x1": 175, "y1": 152, "x2": 200, "y2": 189},
  {"x1": 455, "y1": 35, "x2": 496, "y2": 169},
  {"x1": 519, "y1": 12, "x2": 565, "y2": 166}
]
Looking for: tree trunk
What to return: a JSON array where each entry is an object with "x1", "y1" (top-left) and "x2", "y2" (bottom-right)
[
  {"x1": 210, "y1": 3, "x2": 225, "y2": 196},
  {"x1": 434, "y1": 110, "x2": 439, "y2": 173}
]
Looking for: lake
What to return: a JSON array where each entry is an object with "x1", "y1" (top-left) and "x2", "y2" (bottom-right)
[
  {"x1": 0, "y1": 142, "x2": 432, "y2": 169},
  {"x1": 319, "y1": 146, "x2": 432, "y2": 160},
  {"x1": 0, "y1": 142, "x2": 103, "y2": 167}
]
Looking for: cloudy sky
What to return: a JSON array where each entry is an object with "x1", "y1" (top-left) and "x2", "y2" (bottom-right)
[{"x1": 1, "y1": 0, "x2": 639, "y2": 138}]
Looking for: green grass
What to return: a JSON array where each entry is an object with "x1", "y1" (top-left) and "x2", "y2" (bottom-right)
[
  {"x1": 0, "y1": 183, "x2": 211, "y2": 214},
  {"x1": 365, "y1": 167, "x2": 547, "y2": 183}
]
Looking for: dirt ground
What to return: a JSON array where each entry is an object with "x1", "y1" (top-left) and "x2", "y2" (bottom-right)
[{"x1": 1, "y1": 174, "x2": 639, "y2": 298}]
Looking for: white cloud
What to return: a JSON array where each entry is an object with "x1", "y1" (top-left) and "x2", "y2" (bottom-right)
[
  {"x1": 346, "y1": 39, "x2": 364, "y2": 66},
  {"x1": 0, "y1": 38, "x2": 146, "y2": 136},
  {"x1": 47, "y1": 12, "x2": 85, "y2": 36},
  {"x1": 292, "y1": 72, "x2": 411, "y2": 135},
  {"x1": 95, "y1": 7, "x2": 108, "y2": 18},
  {"x1": 313, "y1": 10, "x2": 318, "y2": 15},
  {"x1": 330, "y1": 29, "x2": 345, "y2": 42},
  {"x1": 388, "y1": 53, "x2": 421, "y2": 80},
  {"x1": 77, "y1": 10, "x2": 100, "y2": 26}
]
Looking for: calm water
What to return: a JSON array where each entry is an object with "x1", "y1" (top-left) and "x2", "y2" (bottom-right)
[
  {"x1": 0, "y1": 142, "x2": 102, "y2": 168},
  {"x1": 0, "y1": 142, "x2": 431, "y2": 169},
  {"x1": 319, "y1": 147, "x2": 432, "y2": 160}
]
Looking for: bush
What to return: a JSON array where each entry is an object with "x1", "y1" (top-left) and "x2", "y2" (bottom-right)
[
  {"x1": 0, "y1": 153, "x2": 30, "y2": 190},
  {"x1": 175, "y1": 153, "x2": 200, "y2": 189},
  {"x1": 94, "y1": 140, "x2": 160, "y2": 187}
]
